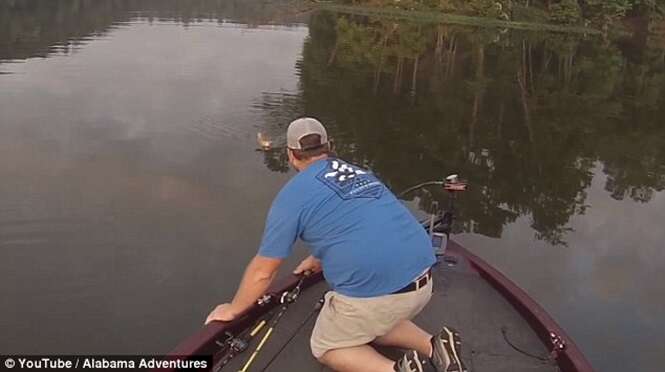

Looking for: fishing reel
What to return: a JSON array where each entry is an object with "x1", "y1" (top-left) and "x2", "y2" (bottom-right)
[
  {"x1": 212, "y1": 331, "x2": 252, "y2": 371},
  {"x1": 214, "y1": 331, "x2": 250, "y2": 365},
  {"x1": 280, "y1": 276, "x2": 306, "y2": 304},
  {"x1": 225, "y1": 332, "x2": 250, "y2": 354},
  {"x1": 257, "y1": 294, "x2": 272, "y2": 306},
  {"x1": 281, "y1": 287, "x2": 300, "y2": 304}
]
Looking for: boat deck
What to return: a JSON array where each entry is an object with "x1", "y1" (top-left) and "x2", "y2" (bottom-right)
[{"x1": 221, "y1": 253, "x2": 558, "y2": 371}]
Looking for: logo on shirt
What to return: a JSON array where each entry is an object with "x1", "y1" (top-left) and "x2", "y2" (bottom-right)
[{"x1": 316, "y1": 159, "x2": 384, "y2": 199}]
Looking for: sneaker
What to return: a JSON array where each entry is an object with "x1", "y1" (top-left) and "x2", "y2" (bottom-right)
[
  {"x1": 394, "y1": 350, "x2": 428, "y2": 372},
  {"x1": 430, "y1": 326, "x2": 467, "y2": 372}
]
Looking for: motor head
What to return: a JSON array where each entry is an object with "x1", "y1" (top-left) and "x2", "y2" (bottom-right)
[{"x1": 444, "y1": 174, "x2": 467, "y2": 192}]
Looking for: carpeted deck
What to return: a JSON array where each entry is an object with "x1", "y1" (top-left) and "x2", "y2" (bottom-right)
[{"x1": 220, "y1": 256, "x2": 558, "y2": 371}]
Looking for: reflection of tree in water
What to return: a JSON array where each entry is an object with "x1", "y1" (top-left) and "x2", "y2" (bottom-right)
[
  {"x1": 0, "y1": 0, "x2": 306, "y2": 62},
  {"x1": 255, "y1": 10, "x2": 665, "y2": 245}
]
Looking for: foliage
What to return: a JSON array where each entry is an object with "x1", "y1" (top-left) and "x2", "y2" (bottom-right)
[
  {"x1": 583, "y1": 0, "x2": 634, "y2": 25},
  {"x1": 549, "y1": 0, "x2": 583, "y2": 24},
  {"x1": 328, "y1": 0, "x2": 665, "y2": 29}
]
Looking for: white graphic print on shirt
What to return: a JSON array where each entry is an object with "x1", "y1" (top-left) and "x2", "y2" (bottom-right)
[{"x1": 316, "y1": 159, "x2": 384, "y2": 200}]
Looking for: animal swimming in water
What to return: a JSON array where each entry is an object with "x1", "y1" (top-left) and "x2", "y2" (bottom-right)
[{"x1": 257, "y1": 132, "x2": 273, "y2": 151}]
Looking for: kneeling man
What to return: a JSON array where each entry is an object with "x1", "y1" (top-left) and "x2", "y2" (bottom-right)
[{"x1": 206, "y1": 118, "x2": 466, "y2": 372}]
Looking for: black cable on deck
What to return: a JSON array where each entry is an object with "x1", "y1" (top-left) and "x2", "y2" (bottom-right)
[{"x1": 500, "y1": 326, "x2": 550, "y2": 363}]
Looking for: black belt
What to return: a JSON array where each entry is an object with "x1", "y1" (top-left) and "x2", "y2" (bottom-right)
[{"x1": 392, "y1": 269, "x2": 432, "y2": 294}]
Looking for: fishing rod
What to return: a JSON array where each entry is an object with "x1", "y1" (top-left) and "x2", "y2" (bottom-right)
[
  {"x1": 236, "y1": 275, "x2": 308, "y2": 372},
  {"x1": 259, "y1": 295, "x2": 326, "y2": 372}
]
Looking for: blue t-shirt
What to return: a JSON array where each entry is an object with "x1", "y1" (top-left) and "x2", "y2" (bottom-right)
[{"x1": 258, "y1": 157, "x2": 435, "y2": 298}]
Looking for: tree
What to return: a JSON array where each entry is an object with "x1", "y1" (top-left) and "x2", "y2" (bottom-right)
[{"x1": 549, "y1": 0, "x2": 583, "y2": 24}]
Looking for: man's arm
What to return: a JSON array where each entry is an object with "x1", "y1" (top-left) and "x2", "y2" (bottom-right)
[{"x1": 205, "y1": 255, "x2": 283, "y2": 324}]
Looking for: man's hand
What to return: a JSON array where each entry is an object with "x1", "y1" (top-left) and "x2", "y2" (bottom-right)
[
  {"x1": 293, "y1": 255, "x2": 322, "y2": 275},
  {"x1": 205, "y1": 303, "x2": 237, "y2": 324},
  {"x1": 204, "y1": 255, "x2": 282, "y2": 325}
]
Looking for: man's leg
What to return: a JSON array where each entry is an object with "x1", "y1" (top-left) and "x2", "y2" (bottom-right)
[
  {"x1": 374, "y1": 320, "x2": 433, "y2": 356},
  {"x1": 318, "y1": 344, "x2": 396, "y2": 372}
]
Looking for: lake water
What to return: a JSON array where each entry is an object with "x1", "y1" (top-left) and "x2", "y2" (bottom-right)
[{"x1": 1, "y1": 1, "x2": 664, "y2": 371}]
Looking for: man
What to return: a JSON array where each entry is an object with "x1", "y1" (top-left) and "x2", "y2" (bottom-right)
[{"x1": 206, "y1": 118, "x2": 466, "y2": 372}]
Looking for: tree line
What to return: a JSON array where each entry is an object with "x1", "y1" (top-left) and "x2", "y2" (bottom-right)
[{"x1": 334, "y1": 0, "x2": 665, "y2": 31}]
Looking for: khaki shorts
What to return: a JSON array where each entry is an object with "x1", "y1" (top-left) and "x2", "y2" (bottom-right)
[{"x1": 310, "y1": 278, "x2": 433, "y2": 358}]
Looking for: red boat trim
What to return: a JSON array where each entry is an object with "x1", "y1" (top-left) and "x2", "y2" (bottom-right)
[{"x1": 447, "y1": 240, "x2": 594, "y2": 372}]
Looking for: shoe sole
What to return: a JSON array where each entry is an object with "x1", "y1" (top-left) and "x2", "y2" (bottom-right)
[
  {"x1": 441, "y1": 327, "x2": 467, "y2": 372},
  {"x1": 397, "y1": 350, "x2": 425, "y2": 372}
]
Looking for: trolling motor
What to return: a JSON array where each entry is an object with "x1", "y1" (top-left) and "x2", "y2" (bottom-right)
[
  {"x1": 432, "y1": 174, "x2": 467, "y2": 256},
  {"x1": 399, "y1": 174, "x2": 468, "y2": 257}
]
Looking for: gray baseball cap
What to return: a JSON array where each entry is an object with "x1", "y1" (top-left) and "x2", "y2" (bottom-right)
[{"x1": 287, "y1": 117, "x2": 328, "y2": 150}]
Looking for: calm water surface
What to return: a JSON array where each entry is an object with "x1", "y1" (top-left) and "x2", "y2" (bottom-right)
[{"x1": 1, "y1": 1, "x2": 664, "y2": 371}]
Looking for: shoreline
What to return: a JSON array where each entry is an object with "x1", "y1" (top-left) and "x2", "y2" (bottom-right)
[{"x1": 317, "y1": 3, "x2": 607, "y2": 35}]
